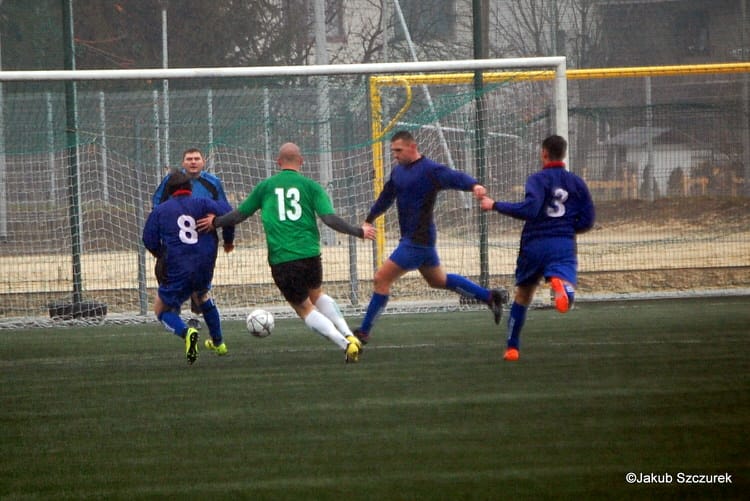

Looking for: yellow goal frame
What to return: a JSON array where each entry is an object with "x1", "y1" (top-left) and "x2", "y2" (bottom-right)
[{"x1": 368, "y1": 62, "x2": 750, "y2": 265}]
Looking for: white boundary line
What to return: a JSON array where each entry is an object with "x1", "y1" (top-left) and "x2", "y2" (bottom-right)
[{"x1": 0, "y1": 288, "x2": 747, "y2": 329}]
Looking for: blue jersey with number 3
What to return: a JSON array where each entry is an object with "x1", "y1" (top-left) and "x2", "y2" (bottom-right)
[{"x1": 493, "y1": 163, "x2": 594, "y2": 246}]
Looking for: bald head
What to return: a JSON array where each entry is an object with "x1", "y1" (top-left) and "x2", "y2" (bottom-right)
[{"x1": 277, "y1": 142, "x2": 303, "y2": 171}]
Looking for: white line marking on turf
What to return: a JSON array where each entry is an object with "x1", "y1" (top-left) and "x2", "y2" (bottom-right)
[{"x1": 547, "y1": 339, "x2": 703, "y2": 346}]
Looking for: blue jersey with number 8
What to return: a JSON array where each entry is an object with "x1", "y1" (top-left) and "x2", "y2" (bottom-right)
[{"x1": 142, "y1": 194, "x2": 234, "y2": 285}]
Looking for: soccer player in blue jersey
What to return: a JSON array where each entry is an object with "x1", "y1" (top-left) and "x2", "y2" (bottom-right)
[
  {"x1": 152, "y1": 148, "x2": 233, "y2": 317},
  {"x1": 480, "y1": 134, "x2": 595, "y2": 361},
  {"x1": 143, "y1": 172, "x2": 236, "y2": 364},
  {"x1": 152, "y1": 148, "x2": 229, "y2": 208},
  {"x1": 354, "y1": 130, "x2": 509, "y2": 344}
]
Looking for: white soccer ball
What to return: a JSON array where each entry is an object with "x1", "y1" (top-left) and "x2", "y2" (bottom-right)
[{"x1": 246, "y1": 309, "x2": 274, "y2": 337}]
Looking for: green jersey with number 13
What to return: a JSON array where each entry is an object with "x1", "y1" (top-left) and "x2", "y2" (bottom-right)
[{"x1": 237, "y1": 169, "x2": 335, "y2": 265}]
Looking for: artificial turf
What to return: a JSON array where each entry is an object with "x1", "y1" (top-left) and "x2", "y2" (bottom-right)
[{"x1": 1, "y1": 296, "x2": 748, "y2": 500}]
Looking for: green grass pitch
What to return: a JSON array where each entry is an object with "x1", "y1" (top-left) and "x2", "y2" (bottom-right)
[{"x1": 2, "y1": 296, "x2": 748, "y2": 500}]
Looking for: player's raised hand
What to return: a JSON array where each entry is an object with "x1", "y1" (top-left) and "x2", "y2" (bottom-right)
[
  {"x1": 479, "y1": 196, "x2": 496, "y2": 211},
  {"x1": 196, "y1": 214, "x2": 216, "y2": 232},
  {"x1": 361, "y1": 222, "x2": 376, "y2": 240}
]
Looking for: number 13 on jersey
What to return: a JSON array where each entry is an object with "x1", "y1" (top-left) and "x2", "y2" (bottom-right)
[{"x1": 275, "y1": 187, "x2": 302, "y2": 221}]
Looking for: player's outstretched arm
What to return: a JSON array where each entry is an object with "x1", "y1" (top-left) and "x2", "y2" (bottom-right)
[
  {"x1": 319, "y1": 214, "x2": 374, "y2": 239},
  {"x1": 197, "y1": 209, "x2": 249, "y2": 232}
]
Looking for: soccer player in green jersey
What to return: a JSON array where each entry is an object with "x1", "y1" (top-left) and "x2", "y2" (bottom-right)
[{"x1": 198, "y1": 142, "x2": 375, "y2": 363}]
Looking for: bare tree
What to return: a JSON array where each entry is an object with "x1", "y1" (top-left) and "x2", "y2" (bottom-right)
[
  {"x1": 330, "y1": 0, "x2": 385, "y2": 63},
  {"x1": 332, "y1": 0, "x2": 474, "y2": 64},
  {"x1": 567, "y1": 0, "x2": 605, "y2": 68},
  {"x1": 490, "y1": 0, "x2": 603, "y2": 68},
  {"x1": 492, "y1": 0, "x2": 566, "y2": 57}
]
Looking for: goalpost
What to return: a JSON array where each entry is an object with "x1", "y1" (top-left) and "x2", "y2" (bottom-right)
[
  {"x1": 0, "y1": 57, "x2": 567, "y2": 325},
  {"x1": 368, "y1": 62, "x2": 568, "y2": 272}
]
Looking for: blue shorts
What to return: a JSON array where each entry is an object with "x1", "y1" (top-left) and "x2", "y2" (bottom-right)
[
  {"x1": 515, "y1": 238, "x2": 577, "y2": 287},
  {"x1": 389, "y1": 240, "x2": 440, "y2": 270},
  {"x1": 158, "y1": 268, "x2": 214, "y2": 311}
]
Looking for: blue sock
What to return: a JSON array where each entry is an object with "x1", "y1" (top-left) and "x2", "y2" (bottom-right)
[
  {"x1": 446, "y1": 273, "x2": 490, "y2": 303},
  {"x1": 507, "y1": 302, "x2": 527, "y2": 349},
  {"x1": 158, "y1": 310, "x2": 187, "y2": 338},
  {"x1": 201, "y1": 298, "x2": 223, "y2": 344},
  {"x1": 360, "y1": 292, "x2": 389, "y2": 334}
]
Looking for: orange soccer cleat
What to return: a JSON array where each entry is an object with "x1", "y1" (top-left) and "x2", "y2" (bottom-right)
[
  {"x1": 550, "y1": 277, "x2": 570, "y2": 314},
  {"x1": 503, "y1": 348, "x2": 520, "y2": 361}
]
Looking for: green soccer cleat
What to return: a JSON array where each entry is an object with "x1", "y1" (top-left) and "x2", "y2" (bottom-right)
[
  {"x1": 185, "y1": 327, "x2": 199, "y2": 365},
  {"x1": 204, "y1": 339, "x2": 228, "y2": 356},
  {"x1": 345, "y1": 335, "x2": 362, "y2": 363}
]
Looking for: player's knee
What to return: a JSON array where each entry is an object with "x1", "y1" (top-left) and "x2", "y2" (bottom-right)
[
  {"x1": 154, "y1": 302, "x2": 168, "y2": 319},
  {"x1": 372, "y1": 273, "x2": 392, "y2": 294},
  {"x1": 514, "y1": 286, "x2": 534, "y2": 306},
  {"x1": 308, "y1": 288, "x2": 324, "y2": 304},
  {"x1": 156, "y1": 307, "x2": 177, "y2": 322},
  {"x1": 200, "y1": 297, "x2": 217, "y2": 314},
  {"x1": 426, "y1": 276, "x2": 446, "y2": 289}
]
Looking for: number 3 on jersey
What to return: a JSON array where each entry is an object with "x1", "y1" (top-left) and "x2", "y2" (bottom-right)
[
  {"x1": 546, "y1": 187, "x2": 568, "y2": 218},
  {"x1": 275, "y1": 187, "x2": 302, "y2": 221}
]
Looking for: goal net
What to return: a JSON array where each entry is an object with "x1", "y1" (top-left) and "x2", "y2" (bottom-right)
[{"x1": 0, "y1": 58, "x2": 568, "y2": 325}]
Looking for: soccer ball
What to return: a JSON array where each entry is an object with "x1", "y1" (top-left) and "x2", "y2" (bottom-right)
[{"x1": 246, "y1": 309, "x2": 274, "y2": 338}]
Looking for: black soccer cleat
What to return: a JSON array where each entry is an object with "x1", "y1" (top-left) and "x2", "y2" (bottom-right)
[
  {"x1": 353, "y1": 328, "x2": 370, "y2": 345},
  {"x1": 489, "y1": 288, "x2": 510, "y2": 325}
]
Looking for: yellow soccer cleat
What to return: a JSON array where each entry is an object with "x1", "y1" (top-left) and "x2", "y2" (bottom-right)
[
  {"x1": 204, "y1": 339, "x2": 228, "y2": 356},
  {"x1": 185, "y1": 327, "x2": 199, "y2": 365},
  {"x1": 344, "y1": 335, "x2": 362, "y2": 363}
]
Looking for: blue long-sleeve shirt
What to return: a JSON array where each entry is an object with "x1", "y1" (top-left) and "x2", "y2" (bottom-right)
[
  {"x1": 492, "y1": 162, "x2": 595, "y2": 246},
  {"x1": 152, "y1": 170, "x2": 228, "y2": 207},
  {"x1": 366, "y1": 156, "x2": 477, "y2": 246}
]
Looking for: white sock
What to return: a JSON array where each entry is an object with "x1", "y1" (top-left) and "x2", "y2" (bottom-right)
[
  {"x1": 315, "y1": 294, "x2": 353, "y2": 337},
  {"x1": 304, "y1": 310, "x2": 348, "y2": 349}
]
